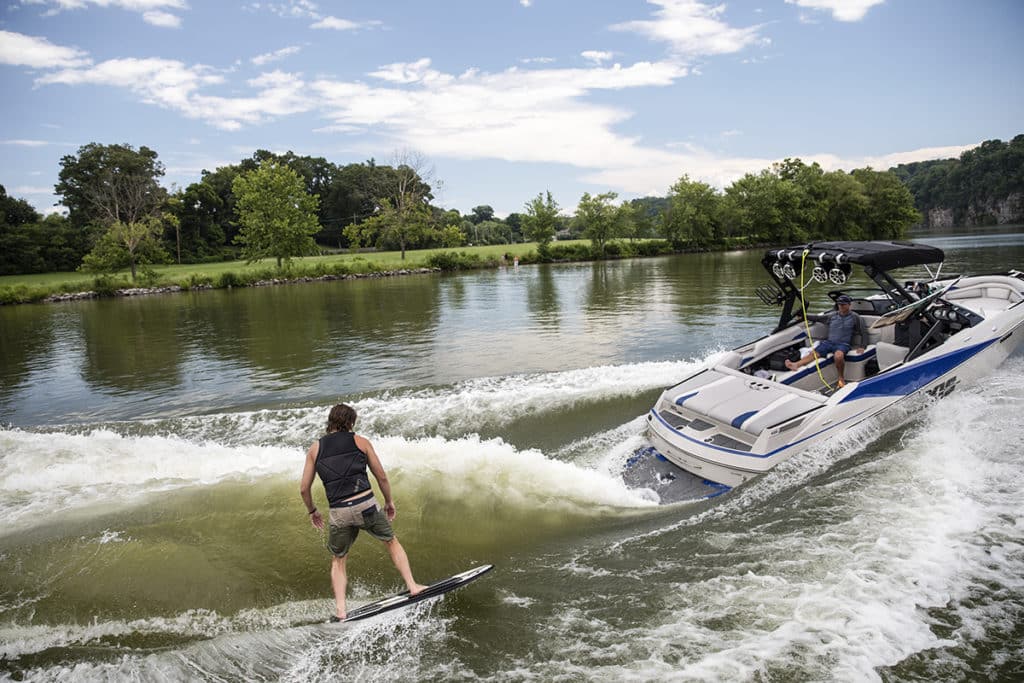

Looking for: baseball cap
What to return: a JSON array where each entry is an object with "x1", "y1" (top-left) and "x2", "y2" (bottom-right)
[{"x1": 836, "y1": 294, "x2": 852, "y2": 304}]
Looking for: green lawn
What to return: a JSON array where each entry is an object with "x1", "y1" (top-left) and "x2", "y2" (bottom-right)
[{"x1": 0, "y1": 241, "x2": 574, "y2": 291}]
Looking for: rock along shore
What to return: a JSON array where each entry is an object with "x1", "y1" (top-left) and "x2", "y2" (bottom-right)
[{"x1": 39, "y1": 267, "x2": 440, "y2": 304}]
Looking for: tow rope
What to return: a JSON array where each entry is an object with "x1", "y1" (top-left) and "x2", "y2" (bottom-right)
[{"x1": 798, "y1": 249, "x2": 835, "y2": 391}]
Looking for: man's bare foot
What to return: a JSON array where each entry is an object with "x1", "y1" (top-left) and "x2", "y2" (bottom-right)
[
  {"x1": 409, "y1": 583, "x2": 429, "y2": 596},
  {"x1": 784, "y1": 359, "x2": 797, "y2": 371},
  {"x1": 837, "y1": 378, "x2": 846, "y2": 388}
]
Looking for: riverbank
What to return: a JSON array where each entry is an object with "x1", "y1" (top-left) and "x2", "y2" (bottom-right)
[
  {"x1": 35, "y1": 267, "x2": 440, "y2": 303},
  {"x1": 0, "y1": 237, "x2": 755, "y2": 306}
]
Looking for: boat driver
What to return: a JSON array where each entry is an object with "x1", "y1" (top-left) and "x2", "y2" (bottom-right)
[
  {"x1": 785, "y1": 294, "x2": 867, "y2": 387},
  {"x1": 300, "y1": 403, "x2": 427, "y2": 621}
]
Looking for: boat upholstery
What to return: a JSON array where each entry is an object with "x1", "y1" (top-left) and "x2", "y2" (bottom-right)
[{"x1": 670, "y1": 368, "x2": 825, "y2": 437}]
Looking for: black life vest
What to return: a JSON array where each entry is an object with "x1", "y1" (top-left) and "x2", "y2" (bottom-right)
[{"x1": 315, "y1": 431, "x2": 371, "y2": 506}]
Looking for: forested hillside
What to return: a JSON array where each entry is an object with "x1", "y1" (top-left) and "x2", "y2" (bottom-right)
[{"x1": 890, "y1": 135, "x2": 1024, "y2": 228}]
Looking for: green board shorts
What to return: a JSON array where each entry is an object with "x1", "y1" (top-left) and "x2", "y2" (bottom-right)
[{"x1": 327, "y1": 496, "x2": 394, "y2": 557}]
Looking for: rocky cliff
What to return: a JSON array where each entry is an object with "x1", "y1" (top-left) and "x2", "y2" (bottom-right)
[{"x1": 924, "y1": 193, "x2": 1023, "y2": 229}]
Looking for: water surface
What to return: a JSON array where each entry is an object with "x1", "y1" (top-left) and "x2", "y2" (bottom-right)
[{"x1": 1, "y1": 234, "x2": 1023, "y2": 681}]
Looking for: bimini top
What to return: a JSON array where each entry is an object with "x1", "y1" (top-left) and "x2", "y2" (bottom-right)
[{"x1": 764, "y1": 240, "x2": 945, "y2": 272}]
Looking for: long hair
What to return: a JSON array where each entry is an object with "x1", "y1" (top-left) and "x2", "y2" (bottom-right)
[{"x1": 326, "y1": 404, "x2": 357, "y2": 433}]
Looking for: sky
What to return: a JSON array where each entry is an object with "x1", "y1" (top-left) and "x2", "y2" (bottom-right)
[{"x1": 1, "y1": 0, "x2": 1022, "y2": 218}]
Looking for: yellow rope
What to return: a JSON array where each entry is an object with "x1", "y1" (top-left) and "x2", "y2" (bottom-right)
[{"x1": 798, "y1": 249, "x2": 834, "y2": 391}]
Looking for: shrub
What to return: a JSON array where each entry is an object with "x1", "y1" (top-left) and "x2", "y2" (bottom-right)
[
  {"x1": 634, "y1": 240, "x2": 674, "y2": 257},
  {"x1": 217, "y1": 271, "x2": 243, "y2": 288},
  {"x1": 136, "y1": 267, "x2": 162, "y2": 287},
  {"x1": 0, "y1": 285, "x2": 39, "y2": 305},
  {"x1": 426, "y1": 251, "x2": 483, "y2": 271},
  {"x1": 184, "y1": 273, "x2": 214, "y2": 290},
  {"x1": 92, "y1": 274, "x2": 124, "y2": 297},
  {"x1": 548, "y1": 243, "x2": 594, "y2": 261}
]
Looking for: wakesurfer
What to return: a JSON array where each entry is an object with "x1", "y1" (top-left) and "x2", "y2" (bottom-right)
[{"x1": 300, "y1": 403, "x2": 427, "y2": 620}]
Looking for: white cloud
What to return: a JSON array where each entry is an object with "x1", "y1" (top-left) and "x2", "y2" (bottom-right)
[
  {"x1": 369, "y1": 58, "x2": 453, "y2": 85},
  {"x1": 581, "y1": 142, "x2": 979, "y2": 199},
  {"x1": 520, "y1": 0, "x2": 532, "y2": 6},
  {"x1": 581, "y1": 50, "x2": 614, "y2": 65},
  {"x1": 257, "y1": 0, "x2": 319, "y2": 19},
  {"x1": 311, "y1": 15, "x2": 379, "y2": 31},
  {"x1": 0, "y1": 30, "x2": 91, "y2": 69},
  {"x1": 1, "y1": 139, "x2": 51, "y2": 146},
  {"x1": 142, "y1": 10, "x2": 182, "y2": 27},
  {"x1": 520, "y1": 56, "x2": 555, "y2": 64},
  {"x1": 311, "y1": 60, "x2": 689, "y2": 175},
  {"x1": 785, "y1": 0, "x2": 886, "y2": 22},
  {"x1": 847, "y1": 144, "x2": 977, "y2": 170},
  {"x1": 35, "y1": 58, "x2": 313, "y2": 131},
  {"x1": 20, "y1": 0, "x2": 188, "y2": 27},
  {"x1": 611, "y1": 0, "x2": 764, "y2": 57},
  {"x1": 251, "y1": 45, "x2": 301, "y2": 66},
  {"x1": 11, "y1": 185, "x2": 55, "y2": 195}
]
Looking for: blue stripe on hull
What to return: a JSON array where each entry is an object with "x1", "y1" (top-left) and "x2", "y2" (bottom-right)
[
  {"x1": 840, "y1": 339, "x2": 996, "y2": 403},
  {"x1": 652, "y1": 337, "x2": 997, "y2": 461}
]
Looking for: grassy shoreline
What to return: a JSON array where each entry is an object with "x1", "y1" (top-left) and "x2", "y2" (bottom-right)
[{"x1": 0, "y1": 240, "x2": 590, "y2": 305}]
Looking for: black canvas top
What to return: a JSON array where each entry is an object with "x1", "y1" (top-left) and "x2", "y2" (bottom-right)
[{"x1": 764, "y1": 240, "x2": 944, "y2": 271}]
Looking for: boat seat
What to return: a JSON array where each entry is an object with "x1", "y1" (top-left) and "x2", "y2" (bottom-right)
[
  {"x1": 779, "y1": 346, "x2": 877, "y2": 386},
  {"x1": 875, "y1": 341, "x2": 906, "y2": 370},
  {"x1": 738, "y1": 393, "x2": 824, "y2": 435}
]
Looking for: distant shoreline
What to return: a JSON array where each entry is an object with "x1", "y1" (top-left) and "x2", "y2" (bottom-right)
[{"x1": 34, "y1": 267, "x2": 442, "y2": 305}]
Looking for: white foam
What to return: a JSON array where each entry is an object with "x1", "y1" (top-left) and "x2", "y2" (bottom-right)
[
  {"x1": 0, "y1": 428, "x2": 298, "y2": 532},
  {"x1": 529, "y1": 359, "x2": 1024, "y2": 680},
  {"x1": 352, "y1": 358, "x2": 708, "y2": 440},
  {"x1": 371, "y1": 433, "x2": 657, "y2": 512},
  {"x1": 0, "y1": 427, "x2": 656, "y2": 535},
  {"x1": 2, "y1": 599, "x2": 451, "y2": 681}
]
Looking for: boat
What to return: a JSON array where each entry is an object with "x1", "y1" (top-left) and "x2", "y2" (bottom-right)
[{"x1": 636, "y1": 240, "x2": 1024, "y2": 499}]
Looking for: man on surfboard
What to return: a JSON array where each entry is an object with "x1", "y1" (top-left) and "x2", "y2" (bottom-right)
[{"x1": 300, "y1": 403, "x2": 427, "y2": 620}]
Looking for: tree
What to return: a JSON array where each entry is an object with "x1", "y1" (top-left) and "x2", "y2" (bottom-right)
[
  {"x1": 439, "y1": 224, "x2": 466, "y2": 247},
  {"x1": 55, "y1": 143, "x2": 166, "y2": 232},
  {"x1": 522, "y1": 191, "x2": 560, "y2": 258},
  {"x1": 574, "y1": 191, "x2": 630, "y2": 255},
  {"x1": 232, "y1": 162, "x2": 321, "y2": 268},
  {"x1": 0, "y1": 185, "x2": 44, "y2": 275},
  {"x1": 79, "y1": 216, "x2": 168, "y2": 279},
  {"x1": 358, "y1": 149, "x2": 439, "y2": 260},
  {"x1": 469, "y1": 205, "x2": 495, "y2": 224},
  {"x1": 663, "y1": 175, "x2": 721, "y2": 248},
  {"x1": 173, "y1": 181, "x2": 227, "y2": 262},
  {"x1": 344, "y1": 198, "x2": 433, "y2": 257},
  {"x1": 852, "y1": 168, "x2": 920, "y2": 239},
  {"x1": 722, "y1": 171, "x2": 806, "y2": 244}
]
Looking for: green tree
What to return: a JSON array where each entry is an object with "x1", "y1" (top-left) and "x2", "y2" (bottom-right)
[
  {"x1": 173, "y1": 181, "x2": 227, "y2": 262},
  {"x1": 722, "y1": 171, "x2": 806, "y2": 244},
  {"x1": 55, "y1": 143, "x2": 166, "y2": 233},
  {"x1": 57, "y1": 145, "x2": 171, "y2": 280},
  {"x1": 663, "y1": 175, "x2": 721, "y2": 248},
  {"x1": 232, "y1": 162, "x2": 321, "y2": 268},
  {"x1": 439, "y1": 224, "x2": 466, "y2": 247},
  {"x1": 0, "y1": 185, "x2": 44, "y2": 275},
  {"x1": 817, "y1": 170, "x2": 869, "y2": 240},
  {"x1": 469, "y1": 205, "x2": 495, "y2": 224},
  {"x1": 628, "y1": 196, "x2": 669, "y2": 239},
  {"x1": 79, "y1": 216, "x2": 169, "y2": 280},
  {"x1": 522, "y1": 191, "x2": 560, "y2": 258},
  {"x1": 852, "y1": 168, "x2": 920, "y2": 239},
  {"x1": 344, "y1": 198, "x2": 433, "y2": 258},
  {"x1": 575, "y1": 191, "x2": 630, "y2": 255}
]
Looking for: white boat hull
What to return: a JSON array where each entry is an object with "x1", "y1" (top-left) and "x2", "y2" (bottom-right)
[{"x1": 646, "y1": 271, "x2": 1024, "y2": 488}]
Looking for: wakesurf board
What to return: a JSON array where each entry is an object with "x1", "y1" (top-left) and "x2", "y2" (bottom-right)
[{"x1": 339, "y1": 564, "x2": 494, "y2": 623}]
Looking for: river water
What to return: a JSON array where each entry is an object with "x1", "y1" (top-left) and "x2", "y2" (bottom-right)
[{"x1": 1, "y1": 233, "x2": 1023, "y2": 681}]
